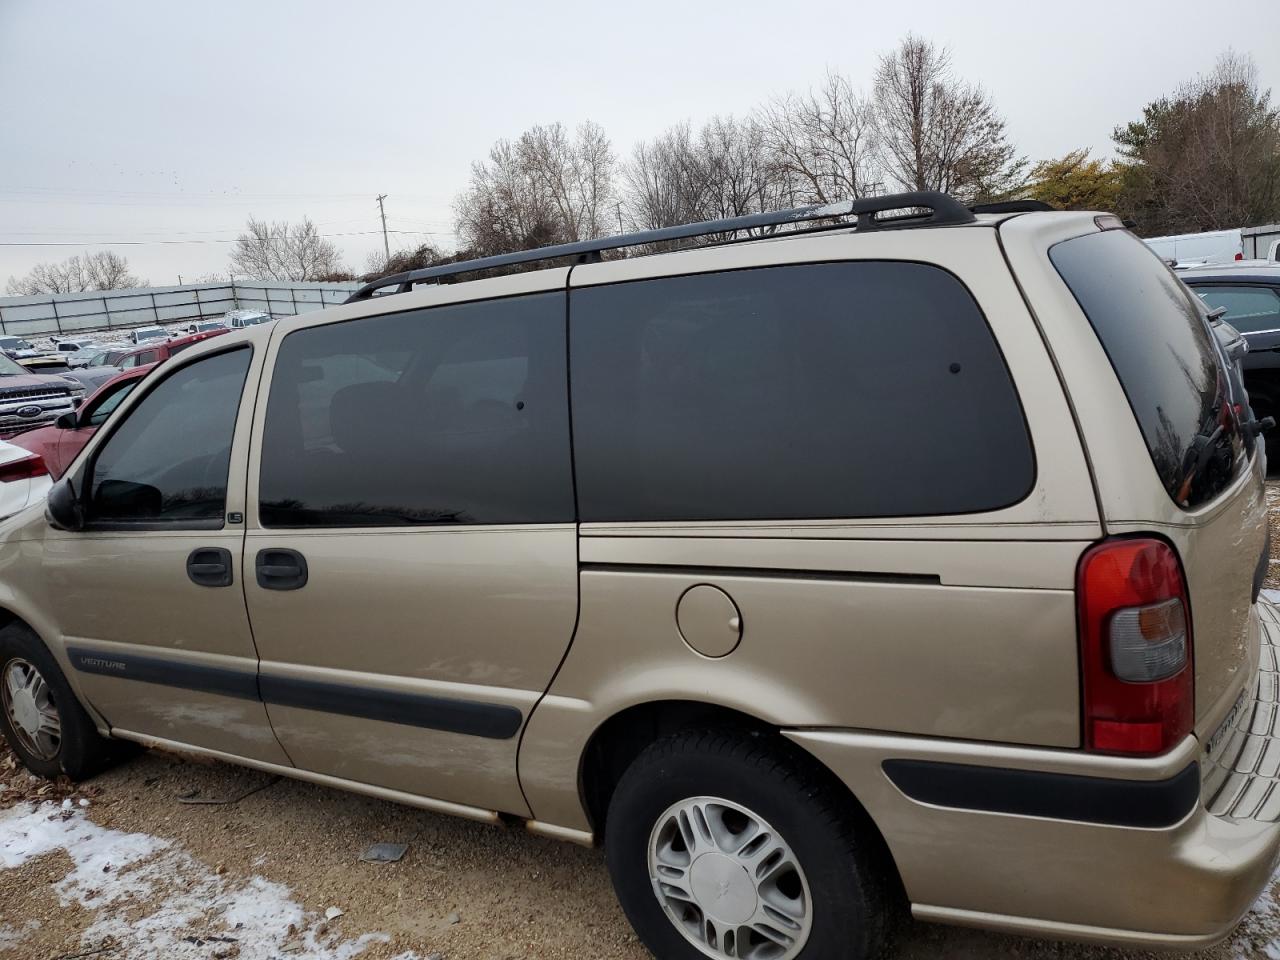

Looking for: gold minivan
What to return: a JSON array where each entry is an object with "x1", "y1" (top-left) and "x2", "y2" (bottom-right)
[{"x1": 1, "y1": 193, "x2": 1276, "y2": 960}]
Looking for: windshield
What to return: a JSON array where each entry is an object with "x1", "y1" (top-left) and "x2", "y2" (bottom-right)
[{"x1": 0, "y1": 353, "x2": 31, "y2": 376}]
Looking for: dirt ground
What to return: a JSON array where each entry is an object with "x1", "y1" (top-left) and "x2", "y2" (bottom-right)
[{"x1": 3, "y1": 490, "x2": 1280, "y2": 960}]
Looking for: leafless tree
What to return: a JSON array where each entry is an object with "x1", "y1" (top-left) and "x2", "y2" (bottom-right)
[
  {"x1": 228, "y1": 217, "x2": 347, "y2": 281},
  {"x1": 5, "y1": 251, "x2": 144, "y2": 296},
  {"x1": 759, "y1": 72, "x2": 882, "y2": 204},
  {"x1": 454, "y1": 122, "x2": 617, "y2": 256},
  {"x1": 696, "y1": 115, "x2": 791, "y2": 221},
  {"x1": 872, "y1": 35, "x2": 1025, "y2": 202},
  {"x1": 623, "y1": 122, "x2": 709, "y2": 230},
  {"x1": 622, "y1": 116, "x2": 788, "y2": 234}
]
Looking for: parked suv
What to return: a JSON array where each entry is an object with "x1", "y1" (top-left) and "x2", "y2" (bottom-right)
[
  {"x1": 115, "y1": 327, "x2": 229, "y2": 370},
  {"x1": 0, "y1": 193, "x2": 1275, "y2": 959}
]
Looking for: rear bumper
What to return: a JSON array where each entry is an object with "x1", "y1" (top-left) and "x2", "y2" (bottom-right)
[{"x1": 787, "y1": 600, "x2": 1280, "y2": 948}]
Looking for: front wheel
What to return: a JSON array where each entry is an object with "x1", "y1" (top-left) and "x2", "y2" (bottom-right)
[
  {"x1": 0, "y1": 622, "x2": 122, "y2": 780},
  {"x1": 604, "y1": 729, "x2": 892, "y2": 960}
]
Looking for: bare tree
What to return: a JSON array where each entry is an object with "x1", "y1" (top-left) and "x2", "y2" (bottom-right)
[
  {"x1": 5, "y1": 251, "x2": 144, "y2": 296},
  {"x1": 228, "y1": 217, "x2": 346, "y2": 281},
  {"x1": 624, "y1": 122, "x2": 710, "y2": 230},
  {"x1": 696, "y1": 115, "x2": 790, "y2": 221},
  {"x1": 760, "y1": 72, "x2": 882, "y2": 204},
  {"x1": 873, "y1": 35, "x2": 1025, "y2": 202},
  {"x1": 623, "y1": 116, "x2": 787, "y2": 233},
  {"x1": 454, "y1": 122, "x2": 617, "y2": 256}
]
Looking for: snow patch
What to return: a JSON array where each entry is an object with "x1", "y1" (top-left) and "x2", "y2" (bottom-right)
[
  {"x1": 0, "y1": 803, "x2": 419, "y2": 960},
  {"x1": 0, "y1": 919, "x2": 39, "y2": 949}
]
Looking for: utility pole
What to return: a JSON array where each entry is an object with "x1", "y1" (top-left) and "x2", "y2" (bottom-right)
[
  {"x1": 615, "y1": 201, "x2": 624, "y2": 234},
  {"x1": 376, "y1": 194, "x2": 390, "y2": 263}
]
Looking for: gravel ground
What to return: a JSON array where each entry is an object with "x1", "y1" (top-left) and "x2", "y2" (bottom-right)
[{"x1": 3, "y1": 489, "x2": 1280, "y2": 959}]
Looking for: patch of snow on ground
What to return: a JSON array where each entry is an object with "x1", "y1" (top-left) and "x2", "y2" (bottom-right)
[
  {"x1": 0, "y1": 803, "x2": 418, "y2": 960},
  {"x1": 0, "y1": 918, "x2": 39, "y2": 949},
  {"x1": 1234, "y1": 862, "x2": 1280, "y2": 959}
]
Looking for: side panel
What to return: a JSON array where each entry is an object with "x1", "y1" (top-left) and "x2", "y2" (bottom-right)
[
  {"x1": 243, "y1": 525, "x2": 577, "y2": 815},
  {"x1": 520, "y1": 228, "x2": 1102, "y2": 831},
  {"x1": 241, "y1": 274, "x2": 580, "y2": 817},
  {"x1": 9, "y1": 345, "x2": 288, "y2": 764}
]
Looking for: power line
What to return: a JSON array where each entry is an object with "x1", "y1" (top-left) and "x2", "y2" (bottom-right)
[{"x1": 0, "y1": 229, "x2": 450, "y2": 247}]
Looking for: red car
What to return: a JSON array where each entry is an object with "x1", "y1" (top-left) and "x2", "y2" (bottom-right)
[
  {"x1": 115, "y1": 327, "x2": 230, "y2": 370},
  {"x1": 11, "y1": 366, "x2": 152, "y2": 479}
]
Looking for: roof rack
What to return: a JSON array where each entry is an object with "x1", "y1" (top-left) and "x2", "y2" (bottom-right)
[
  {"x1": 345, "y1": 190, "x2": 975, "y2": 302},
  {"x1": 970, "y1": 199, "x2": 1054, "y2": 214}
]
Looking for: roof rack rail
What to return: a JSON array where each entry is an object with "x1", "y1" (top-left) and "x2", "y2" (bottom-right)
[
  {"x1": 969, "y1": 199, "x2": 1054, "y2": 214},
  {"x1": 345, "y1": 190, "x2": 975, "y2": 302}
]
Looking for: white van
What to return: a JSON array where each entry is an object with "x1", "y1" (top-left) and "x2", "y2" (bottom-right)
[{"x1": 1144, "y1": 228, "x2": 1243, "y2": 267}]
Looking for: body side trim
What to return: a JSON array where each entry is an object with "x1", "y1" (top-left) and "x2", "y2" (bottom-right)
[
  {"x1": 579, "y1": 561, "x2": 940, "y2": 585},
  {"x1": 67, "y1": 645, "x2": 259, "y2": 700},
  {"x1": 66, "y1": 646, "x2": 523, "y2": 740},
  {"x1": 882, "y1": 758, "x2": 1200, "y2": 828}
]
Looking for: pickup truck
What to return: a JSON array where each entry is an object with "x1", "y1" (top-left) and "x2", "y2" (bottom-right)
[{"x1": 0, "y1": 351, "x2": 86, "y2": 438}]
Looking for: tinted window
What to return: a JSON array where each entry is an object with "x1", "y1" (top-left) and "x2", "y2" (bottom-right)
[
  {"x1": 1191, "y1": 284, "x2": 1280, "y2": 334},
  {"x1": 85, "y1": 379, "x2": 140, "y2": 427},
  {"x1": 1051, "y1": 230, "x2": 1244, "y2": 508},
  {"x1": 89, "y1": 349, "x2": 250, "y2": 523},
  {"x1": 571, "y1": 262, "x2": 1033, "y2": 522},
  {"x1": 259, "y1": 293, "x2": 573, "y2": 527}
]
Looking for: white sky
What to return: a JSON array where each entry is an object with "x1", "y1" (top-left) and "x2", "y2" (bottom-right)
[{"x1": 1, "y1": 0, "x2": 1276, "y2": 287}]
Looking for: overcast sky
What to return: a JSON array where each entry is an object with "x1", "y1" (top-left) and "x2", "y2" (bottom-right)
[{"x1": 1, "y1": 0, "x2": 1276, "y2": 289}]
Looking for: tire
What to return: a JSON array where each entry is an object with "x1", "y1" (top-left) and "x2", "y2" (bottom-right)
[
  {"x1": 0, "y1": 622, "x2": 120, "y2": 780},
  {"x1": 604, "y1": 728, "x2": 892, "y2": 960}
]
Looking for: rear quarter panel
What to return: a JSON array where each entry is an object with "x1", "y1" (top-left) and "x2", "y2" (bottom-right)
[{"x1": 1001, "y1": 214, "x2": 1268, "y2": 740}]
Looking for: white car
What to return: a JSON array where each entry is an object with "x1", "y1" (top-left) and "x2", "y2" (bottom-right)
[
  {"x1": 129, "y1": 326, "x2": 168, "y2": 345},
  {"x1": 180, "y1": 320, "x2": 227, "y2": 335},
  {"x1": 224, "y1": 309, "x2": 271, "y2": 329},
  {"x1": 52, "y1": 339, "x2": 99, "y2": 368},
  {"x1": 0, "y1": 439, "x2": 50, "y2": 520}
]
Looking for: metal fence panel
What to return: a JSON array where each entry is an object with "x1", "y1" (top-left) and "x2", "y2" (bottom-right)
[{"x1": 0, "y1": 280, "x2": 359, "y2": 338}]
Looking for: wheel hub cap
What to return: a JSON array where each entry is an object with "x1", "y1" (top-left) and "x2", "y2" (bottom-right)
[
  {"x1": 2, "y1": 659, "x2": 60, "y2": 762},
  {"x1": 648, "y1": 796, "x2": 812, "y2": 960},
  {"x1": 11, "y1": 688, "x2": 39, "y2": 736},
  {"x1": 690, "y1": 853, "x2": 757, "y2": 924}
]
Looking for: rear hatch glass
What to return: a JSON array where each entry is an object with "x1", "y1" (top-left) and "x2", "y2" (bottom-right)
[{"x1": 1050, "y1": 229, "x2": 1249, "y2": 508}]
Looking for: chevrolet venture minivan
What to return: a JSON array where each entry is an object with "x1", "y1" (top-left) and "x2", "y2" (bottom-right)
[{"x1": 0, "y1": 193, "x2": 1275, "y2": 960}]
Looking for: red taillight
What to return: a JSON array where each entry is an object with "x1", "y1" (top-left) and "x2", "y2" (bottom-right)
[
  {"x1": 1077, "y1": 537, "x2": 1193, "y2": 756},
  {"x1": 0, "y1": 452, "x2": 48, "y2": 483},
  {"x1": 1235, "y1": 252, "x2": 1244, "y2": 260}
]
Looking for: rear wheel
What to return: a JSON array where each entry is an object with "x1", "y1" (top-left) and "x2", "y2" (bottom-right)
[
  {"x1": 604, "y1": 729, "x2": 892, "y2": 960},
  {"x1": 0, "y1": 623, "x2": 120, "y2": 780}
]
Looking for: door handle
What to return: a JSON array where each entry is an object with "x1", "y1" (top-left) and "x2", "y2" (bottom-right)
[
  {"x1": 186, "y1": 547, "x2": 233, "y2": 588},
  {"x1": 256, "y1": 548, "x2": 308, "y2": 591}
]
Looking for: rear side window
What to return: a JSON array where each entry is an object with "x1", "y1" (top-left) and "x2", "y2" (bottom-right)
[
  {"x1": 570, "y1": 262, "x2": 1033, "y2": 522},
  {"x1": 1191, "y1": 285, "x2": 1280, "y2": 334},
  {"x1": 1051, "y1": 230, "x2": 1244, "y2": 508},
  {"x1": 259, "y1": 292, "x2": 573, "y2": 527}
]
